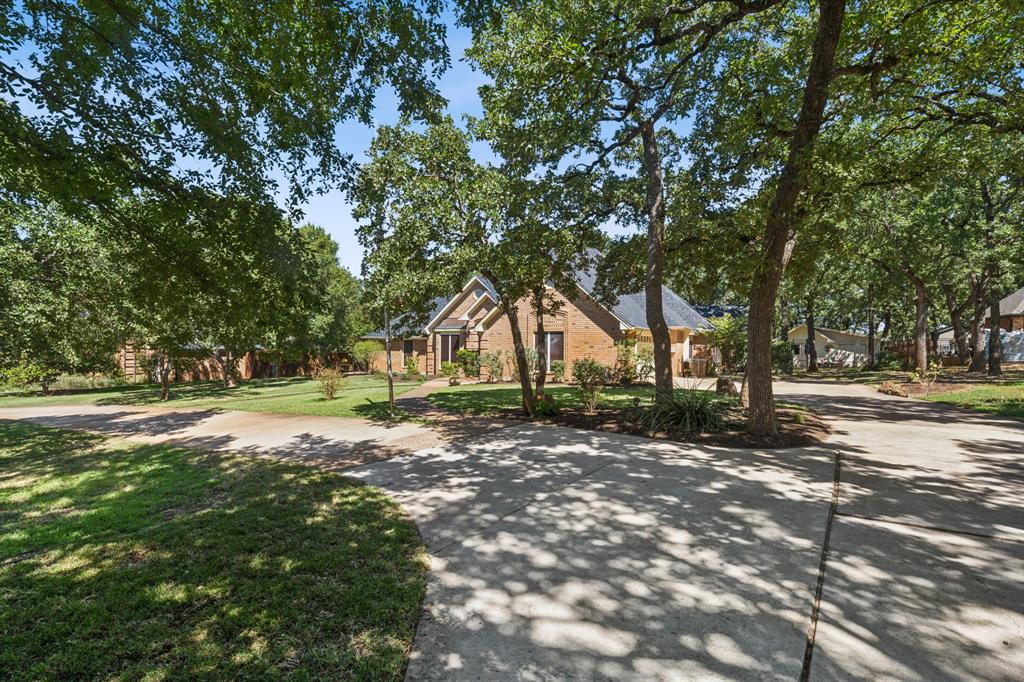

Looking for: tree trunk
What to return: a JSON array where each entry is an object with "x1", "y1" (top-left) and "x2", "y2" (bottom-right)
[
  {"x1": 980, "y1": 179, "x2": 1002, "y2": 377},
  {"x1": 504, "y1": 299, "x2": 537, "y2": 416},
  {"x1": 533, "y1": 288, "x2": 548, "y2": 398},
  {"x1": 943, "y1": 287, "x2": 970, "y2": 364},
  {"x1": 805, "y1": 299, "x2": 818, "y2": 373},
  {"x1": 867, "y1": 293, "x2": 876, "y2": 369},
  {"x1": 746, "y1": 0, "x2": 846, "y2": 435},
  {"x1": 909, "y1": 274, "x2": 929, "y2": 373},
  {"x1": 220, "y1": 349, "x2": 238, "y2": 388},
  {"x1": 384, "y1": 305, "x2": 395, "y2": 417},
  {"x1": 157, "y1": 351, "x2": 171, "y2": 400},
  {"x1": 639, "y1": 119, "x2": 674, "y2": 402},
  {"x1": 778, "y1": 296, "x2": 789, "y2": 341},
  {"x1": 969, "y1": 281, "x2": 987, "y2": 372},
  {"x1": 988, "y1": 276, "x2": 1003, "y2": 376}
]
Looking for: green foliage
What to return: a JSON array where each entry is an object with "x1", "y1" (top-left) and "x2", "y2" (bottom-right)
[
  {"x1": 611, "y1": 339, "x2": 638, "y2": 386},
  {"x1": 480, "y1": 351, "x2": 504, "y2": 382},
  {"x1": 636, "y1": 343, "x2": 655, "y2": 383},
  {"x1": 351, "y1": 340, "x2": 384, "y2": 372},
  {"x1": 534, "y1": 393, "x2": 560, "y2": 417},
  {"x1": 876, "y1": 351, "x2": 905, "y2": 371},
  {"x1": 772, "y1": 339, "x2": 795, "y2": 375},
  {"x1": 316, "y1": 368, "x2": 345, "y2": 400},
  {"x1": 550, "y1": 360, "x2": 566, "y2": 383},
  {"x1": 710, "y1": 315, "x2": 747, "y2": 373},
  {"x1": 403, "y1": 353, "x2": 422, "y2": 380},
  {"x1": 455, "y1": 349, "x2": 480, "y2": 377},
  {"x1": 572, "y1": 358, "x2": 610, "y2": 413},
  {"x1": 634, "y1": 390, "x2": 727, "y2": 436},
  {"x1": 0, "y1": 362, "x2": 61, "y2": 393},
  {"x1": 440, "y1": 361, "x2": 461, "y2": 385}
]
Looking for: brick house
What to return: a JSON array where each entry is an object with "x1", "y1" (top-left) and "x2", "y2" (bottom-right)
[{"x1": 364, "y1": 267, "x2": 711, "y2": 381}]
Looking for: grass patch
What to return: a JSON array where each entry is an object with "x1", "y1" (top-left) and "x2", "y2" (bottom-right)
[
  {"x1": 920, "y1": 382, "x2": 1024, "y2": 420},
  {"x1": 0, "y1": 420, "x2": 427, "y2": 680},
  {"x1": 428, "y1": 382, "x2": 657, "y2": 414},
  {"x1": 0, "y1": 375, "x2": 421, "y2": 420}
]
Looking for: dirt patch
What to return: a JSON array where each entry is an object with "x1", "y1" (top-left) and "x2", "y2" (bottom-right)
[
  {"x1": 879, "y1": 380, "x2": 971, "y2": 398},
  {"x1": 491, "y1": 405, "x2": 830, "y2": 449}
]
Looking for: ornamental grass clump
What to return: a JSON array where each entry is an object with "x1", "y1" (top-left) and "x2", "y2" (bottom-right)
[{"x1": 638, "y1": 389, "x2": 725, "y2": 436}]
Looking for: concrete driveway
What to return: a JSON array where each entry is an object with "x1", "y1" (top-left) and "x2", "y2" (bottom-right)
[
  {"x1": 0, "y1": 403, "x2": 437, "y2": 470},
  {"x1": 348, "y1": 380, "x2": 1023, "y2": 680}
]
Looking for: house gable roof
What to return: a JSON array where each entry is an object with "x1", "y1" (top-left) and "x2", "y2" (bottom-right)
[
  {"x1": 575, "y1": 263, "x2": 711, "y2": 331},
  {"x1": 368, "y1": 259, "x2": 711, "y2": 339},
  {"x1": 986, "y1": 285, "x2": 1024, "y2": 318}
]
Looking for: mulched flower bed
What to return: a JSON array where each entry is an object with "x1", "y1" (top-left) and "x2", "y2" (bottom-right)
[{"x1": 493, "y1": 404, "x2": 831, "y2": 449}]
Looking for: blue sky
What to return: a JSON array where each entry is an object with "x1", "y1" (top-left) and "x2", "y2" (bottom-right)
[{"x1": 301, "y1": 22, "x2": 486, "y2": 276}]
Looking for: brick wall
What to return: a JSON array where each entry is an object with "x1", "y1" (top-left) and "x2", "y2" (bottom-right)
[{"x1": 478, "y1": 287, "x2": 624, "y2": 382}]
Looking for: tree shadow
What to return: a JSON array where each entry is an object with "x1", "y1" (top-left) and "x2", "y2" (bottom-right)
[{"x1": 0, "y1": 421, "x2": 425, "y2": 679}]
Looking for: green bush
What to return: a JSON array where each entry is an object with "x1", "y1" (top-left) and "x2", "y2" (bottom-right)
[
  {"x1": 572, "y1": 358, "x2": 610, "y2": 413},
  {"x1": 480, "y1": 351, "x2": 504, "y2": 382},
  {"x1": 351, "y1": 340, "x2": 384, "y2": 372},
  {"x1": 612, "y1": 339, "x2": 638, "y2": 385},
  {"x1": 772, "y1": 339, "x2": 794, "y2": 375},
  {"x1": 315, "y1": 367, "x2": 345, "y2": 400},
  {"x1": 402, "y1": 353, "x2": 422, "y2": 380},
  {"x1": 455, "y1": 348, "x2": 480, "y2": 377},
  {"x1": 535, "y1": 393, "x2": 560, "y2": 417},
  {"x1": 550, "y1": 360, "x2": 565, "y2": 383},
  {"x1": 876, "y1": 350, "x2": 904, "y2": 371},
  {"x1": 636, "y1": 343, "x2": 655, "y2": 383},
  {"x1": 635, "y1": 389, "x2": 726, "y2": 436},
  {"x1": 0, "y1": 362, "x2": 61, "y2": 394},
  {"x1": 710, "y1": 314, "x2": 747, "y2": 372},
  {"x1": 440, "y1": 361, "x2": 461, "y2": 385}
]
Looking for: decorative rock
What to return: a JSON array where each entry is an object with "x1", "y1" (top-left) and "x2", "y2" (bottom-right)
[{"x1": 716, "y1": 376, "x2": 739, "y2": 396}]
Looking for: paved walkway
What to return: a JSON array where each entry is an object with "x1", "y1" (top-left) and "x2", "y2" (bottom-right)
[
  {"x1": 347, "y1": 379, "x2": 1023, "y2": 680},
  {"x1": 0, "y1": 403, "x2": 438, "y2": 470}
]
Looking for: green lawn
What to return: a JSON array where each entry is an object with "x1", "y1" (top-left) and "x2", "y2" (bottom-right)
[
  {"x1": 0, "y1": 375, "x2": 422, "y2": 419},
  {"x1": 920, "y1": 382, "x2": 1024, "y2": 420},
  {"x1": 0, "y1": 420, "x2": 426, "y2": 680},
  {"x1": 428, "y1": 382, "x2": 661, "y2": 414}
]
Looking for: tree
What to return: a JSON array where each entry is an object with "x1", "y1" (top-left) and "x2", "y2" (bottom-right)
[
  {"x1": 465, "y1": 1, "x2": 799, "y2": 403},
  {"x1": 352, "y1": 118, "x2": 603, "y2": 416},
  {"x1": 0, "y1": 205, "x2": 126, "y2": 382}
]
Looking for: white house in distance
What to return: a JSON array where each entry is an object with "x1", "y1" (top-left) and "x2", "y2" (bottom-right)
[{"x1": 787, "y1": 324, "x2": 870, "y2": 368}]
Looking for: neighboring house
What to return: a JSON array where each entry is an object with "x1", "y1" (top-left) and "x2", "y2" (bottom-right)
[
  {"x1": 937, "y1": 285, "x2": 1024, "y2": 358},
  {"x1": 363, "y1": 267, "x2": 712, "y2": 381},
  {"x1": 787, "y1": 324, "x2": 870, "y2": 368},
  {"x1": 984, "y1": 285, "x2": 1024, "y2": 332}
]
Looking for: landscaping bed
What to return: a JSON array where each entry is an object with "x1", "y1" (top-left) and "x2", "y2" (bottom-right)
[
  {"x1": 0, "y1": 420, "x2": 427, "y2": 680},
  {"x1": 429, "y1": 384, "x2": 830, "y2": 448}
]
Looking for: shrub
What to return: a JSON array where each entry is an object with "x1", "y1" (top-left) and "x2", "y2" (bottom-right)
[
  {"x1": 480, "y1": 351, "x2": 504, "y2": 382},
  {"x1": 550, "y1": 360, "x2": 565, "y2": 383},
  {"x1": 440, "y1": 361, "x2": 461, "y2": 385},
  {"x1": 710, "y1": 314, "x2": 747, "y2": 372},
  {"x1": 572, "y1": 358, "x2": 610, "y2": 413},
  {"x1": 636, "y1": 389, "x2": 726, "y2": 436},
  {"x1": 535, "y1": 393, "x2": 560, "y2": 416},
  {"x1": 0, "y1": 362, "x2": 61, "y2": 394},
  {"x1": 455, "y1": 348, "x2": 480, "y2": 377},
  {"x1": 636, "y1": 343, "x2": 655, "y2": 383},
  {"x1": 771, "y1": 339, "x2": 794, "y2": 375},
  {"x1": 351, "y1": 340, "x2": 384, "y2": 372},
  {"x1": 402, "y1": 353, "x2": 422, "y2": 380},
  {"x1": 876, "y1": 350, "x2": 904, "y2": 371},
  {"x1": 371, "y1": 369, "x2": 388, "y2": 380},
  {"x1": 315, "y1": 368, "x2": 344, "y2": 400},
  {"x1": 612, "y1": 339, "x2": 638, "y2": 385}
]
